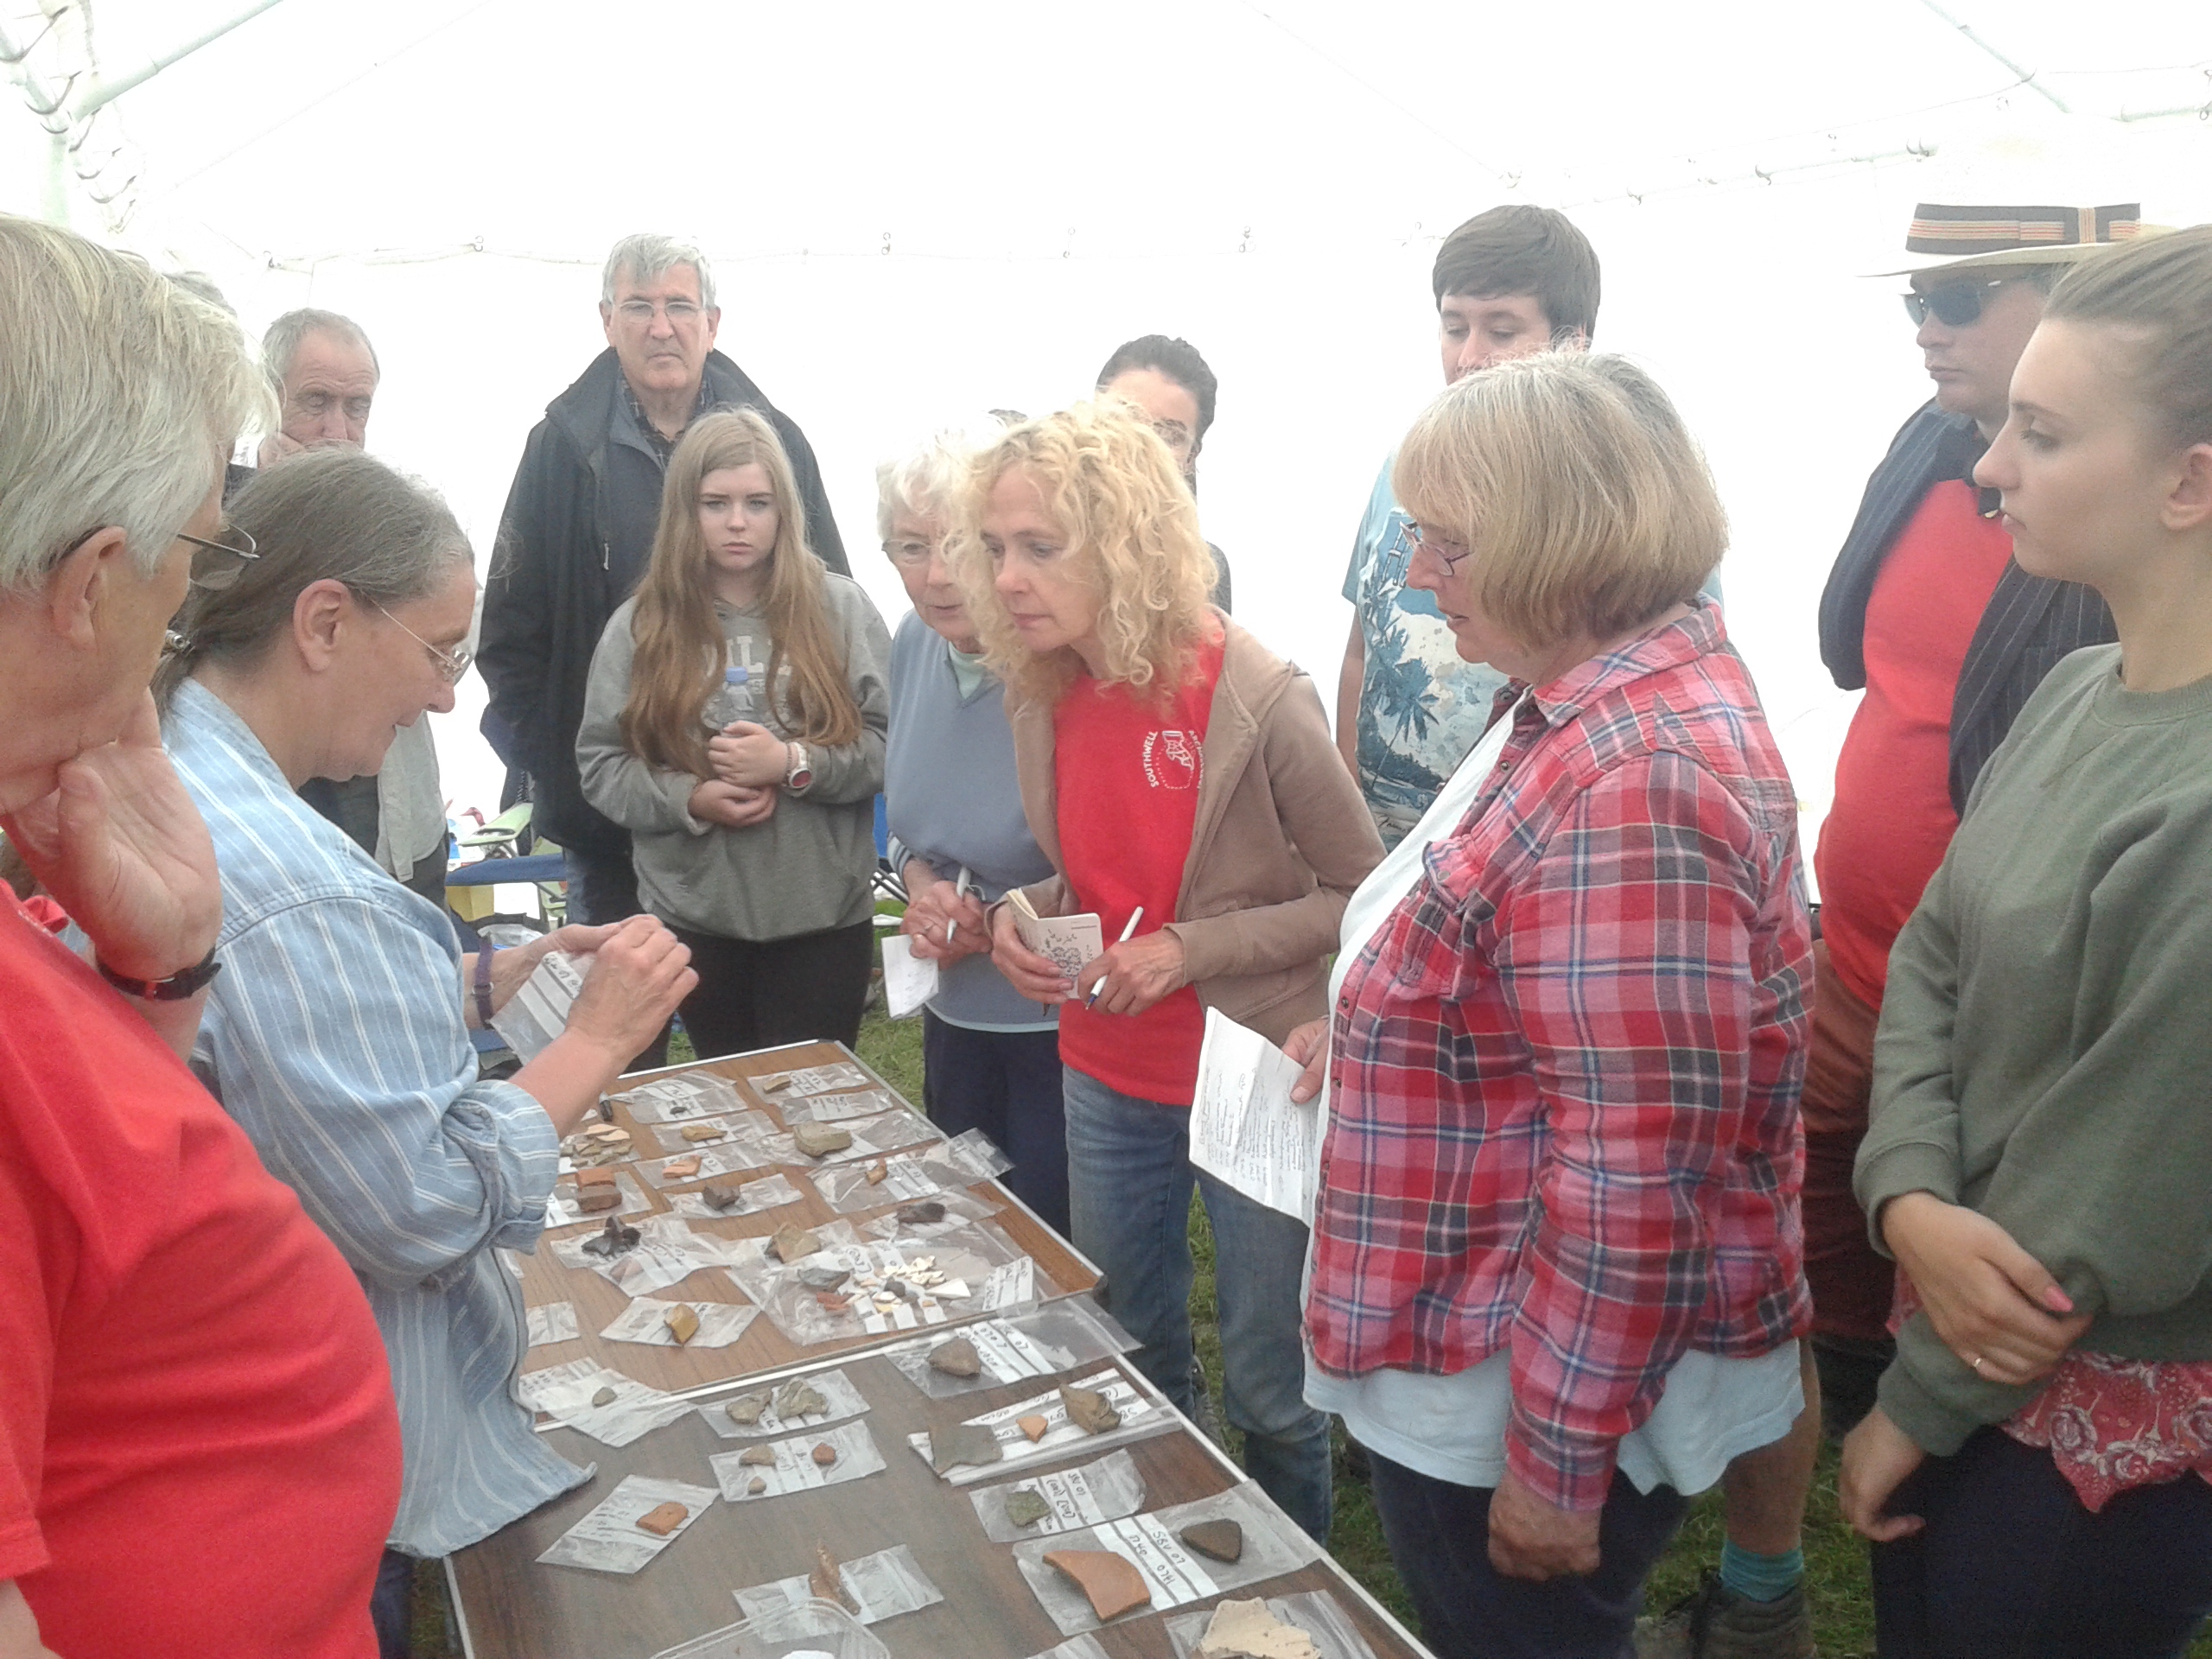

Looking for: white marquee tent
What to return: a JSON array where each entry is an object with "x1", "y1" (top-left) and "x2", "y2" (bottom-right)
[{"x1": 7, "y1": 0, "x2": 2209, "y2": 852}]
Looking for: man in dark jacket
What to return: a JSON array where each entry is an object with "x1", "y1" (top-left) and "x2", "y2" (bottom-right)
[
  {"x1": 1802, "y1": 202, "x2": 2132, "y2": 1437},
  {"x1": 478, "y1": 232, "x2": 847, "y2": 926}
]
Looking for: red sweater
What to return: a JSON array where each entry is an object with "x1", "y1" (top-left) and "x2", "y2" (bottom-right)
[
  {"x1": 1815, "y1": 481, "x2": 2012, "y2": 1006},
  {"x1": 1052, "y1": 635, "x2": 1225, "y2": 1103}
]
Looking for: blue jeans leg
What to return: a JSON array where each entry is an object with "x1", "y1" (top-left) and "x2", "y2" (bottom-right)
[
  {"x1": 922, "y1": 1013, "x2": 1071, "y2": 1237},
  {"x1": 1061, "y1": 1066, "x2": 1331, "y2": 1542},
  {"x1": 1198, "y1": 1165, "x2": 1333, "y2": 1544},
  {"x1": 1062, "y1": 1065, "x2": 1198, "y2": 1419},
  {"x1": 371, "y1": 1548, "x2": 416, "y2": 1659}
]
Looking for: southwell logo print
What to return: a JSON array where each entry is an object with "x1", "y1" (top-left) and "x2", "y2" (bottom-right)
[{"x1": 1142, "y1": 729, "x2": 1202, "y2": 790}]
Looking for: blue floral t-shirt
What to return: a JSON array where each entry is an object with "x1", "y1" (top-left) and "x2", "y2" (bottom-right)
[{"x1": 1341, "y1": 452, "x2": 1508, "y2": 849}]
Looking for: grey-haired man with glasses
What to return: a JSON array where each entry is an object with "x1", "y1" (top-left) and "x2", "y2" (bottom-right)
[
  {"x1": 1800, "y1": 203, "x2": 2133, "y2": 1453},
  {"x1": 478, "y1": 232, "x2": 847, "y2": 939}
]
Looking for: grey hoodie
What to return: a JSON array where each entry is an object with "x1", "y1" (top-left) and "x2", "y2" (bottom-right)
[{"x1": 575, "y1": 577, "x2": 891, "y2": 942}]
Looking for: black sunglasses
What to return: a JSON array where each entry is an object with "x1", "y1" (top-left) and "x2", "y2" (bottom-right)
[{"x1": 1903, "y1": 277, "x2": 2013, "y2": 329}]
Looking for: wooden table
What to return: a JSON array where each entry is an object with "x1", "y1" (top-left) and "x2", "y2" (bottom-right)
[
  {"x1": 449, "y1": 1042, "x2": 1433, "y2": 1659},
  {"x1": 512, "y1": 1041, "x2": 1096, "y2": 1395},
  {"x1": 450, "y1": 1349, "x2": 1433, "y2": 1659}
]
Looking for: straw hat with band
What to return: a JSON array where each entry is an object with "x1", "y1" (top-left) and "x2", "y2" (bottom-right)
[
  {"x1": 1873, "y1": 202, "x2": 2141, "y2": 327},
  {"x1": 1876, "y1": 202, "x2": 2142, "y2": 284}
]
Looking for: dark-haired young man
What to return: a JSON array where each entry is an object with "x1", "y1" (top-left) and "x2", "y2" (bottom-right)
[
  {"x1": 1334, "y1": 205, "x2": 1599, "y2": 847},
  {"x1": 1097, "y1": 334, "x2": 1232, "y2": 610}
]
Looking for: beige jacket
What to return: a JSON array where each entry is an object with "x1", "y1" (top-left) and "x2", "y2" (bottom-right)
[{"x1": 1010, "y1": 617, "x2": 1384, "y2": 1046}]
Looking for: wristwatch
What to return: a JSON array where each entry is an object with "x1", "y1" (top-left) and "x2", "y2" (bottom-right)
[
  {"x1": 99, "y1": 946, "x2": 222, "y2": 1002},
  {"x1": 783, "y1": 741, "x2": 814, "y2": 792}
]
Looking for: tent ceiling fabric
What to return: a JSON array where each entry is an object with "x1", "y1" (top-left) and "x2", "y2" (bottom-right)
[
  {"x1": 9, "y1": 0, "x2": 2209, "y2": 257},
  {"x1": 3, "y1": 0, "x2": 2207, "y2": 849}
]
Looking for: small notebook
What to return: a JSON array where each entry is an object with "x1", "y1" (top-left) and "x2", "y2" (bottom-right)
[{"x1": 1007, "y1": 889, "x2": 1104, "y2": 982}]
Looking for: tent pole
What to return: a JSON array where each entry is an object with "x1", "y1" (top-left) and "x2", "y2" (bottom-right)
[
  {"x1": 72, "y1": 0, "x2": 291, "y2": 121},
  {"x1": 1916, "y1": 0, "x2": 2071, "y2": 114}
]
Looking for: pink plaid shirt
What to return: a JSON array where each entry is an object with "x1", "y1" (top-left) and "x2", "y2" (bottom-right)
[{"x1": 1307, "y1": 606, "x2": 1813, "y2": 1511}]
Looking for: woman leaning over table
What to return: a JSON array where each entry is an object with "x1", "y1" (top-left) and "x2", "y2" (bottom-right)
[
  {"x1": 878, "y1": 430, "x2": 1070, "y2": 1236},
  {"x1": 156, "y1": 447, "x2": 695, "y2": 1659},
  {"x1": 1287, "y1": 354, "x2": 1812, "y2": 1659},
  {"x1": 1840, "y1": 226, "x2": 2212, "y2": 1659},
  {"x1": 958, "y1": 400, "x2": 1383, "y2": 1543}
]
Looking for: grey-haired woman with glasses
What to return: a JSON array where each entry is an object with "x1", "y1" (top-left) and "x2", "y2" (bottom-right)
[{"x1": 152, "y1": 446, "x2": 696, "y2": 1659}]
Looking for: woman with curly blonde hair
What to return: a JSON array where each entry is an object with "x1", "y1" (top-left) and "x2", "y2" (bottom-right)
[{"x1": 959, "y1": 400, "x2": 1383, "y2": 1542}]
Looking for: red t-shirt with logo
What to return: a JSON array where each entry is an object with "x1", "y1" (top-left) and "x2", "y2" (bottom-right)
[
  {"x1": 1052, "y1": 632, "x2": 1225, "y2": 1105},
  {"x1": 1815, "y1": 480, "x2": 2014, "y2": 1005},
  {"x1": 0, "y1": 895, "x2": 401, "y2": 1657}
]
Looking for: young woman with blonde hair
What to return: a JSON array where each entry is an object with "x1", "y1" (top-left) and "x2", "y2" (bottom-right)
[
  {"x1": 963, "y1": 400, "x2": 1382, "y2": 1543},
  {"x1": 579, "y1": 408, "x2": 891, "y2": 1055},
  {"x1": 1841, "y1": 223, "x2": 2212, "y2": 1659}
]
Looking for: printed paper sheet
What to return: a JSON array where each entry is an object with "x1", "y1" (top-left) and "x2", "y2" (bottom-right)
[
  {"x1": 525, "y1": 1301, "x2": 579, "y2": 1346},
  {"x1": 1189, "y1": 1007, "x2": 1319, "y2": 1222},
  {"x1": 518, "y1": 1359, "x2": 693, "y2": 1447},
  {"x1": 733, "y1": 1542, "x2": 944, "y2": 1625},
  {"x1": 698, "y1": 1368, "x2": 870, "y2": 1439},
  {"x1": 597, "y1": 1297, "x2": 760, "y2": 1348},
  {"x1": 535, "y1": 1473, "x2": 716, "y2": 1574},
  {"x1": 709, "y1": 1419, "x2": 886, "y2": 1501},
  {"x1": 907, "y1": 1367, "x2": 1164, "y2": 1484}
]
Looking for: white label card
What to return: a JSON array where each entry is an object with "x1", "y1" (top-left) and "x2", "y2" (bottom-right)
[{"x1": 880, "y1": 933, "x2": 940, "y2": 1020}]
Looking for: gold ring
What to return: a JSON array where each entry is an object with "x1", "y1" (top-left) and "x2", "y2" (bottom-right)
[{"x1": 1970, "y1": 1354, "x2": 1986, "y2": 1373}]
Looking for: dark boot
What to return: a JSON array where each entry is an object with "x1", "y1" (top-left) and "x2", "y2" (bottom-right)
[{"x1": 1636, "y1": 1570, "x2": 1816, "y2": 1659}]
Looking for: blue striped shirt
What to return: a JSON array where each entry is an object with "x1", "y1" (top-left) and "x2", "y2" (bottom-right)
[{"x1": 164, "y1": 680, "x2": 589, "y2": 1556}]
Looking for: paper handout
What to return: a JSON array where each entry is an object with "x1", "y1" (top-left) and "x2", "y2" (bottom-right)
[
  {"x1": 1189, "y1": 1007, "x2": 1319, "y2": 1224},
  {"x1": 880, "y1": 932, "x2": 939, "y2": 1020}
]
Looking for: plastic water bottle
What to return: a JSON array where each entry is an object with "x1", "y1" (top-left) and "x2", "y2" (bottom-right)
[{"x1": 702, "y1": 664, "x2": 755, "y2": 733}]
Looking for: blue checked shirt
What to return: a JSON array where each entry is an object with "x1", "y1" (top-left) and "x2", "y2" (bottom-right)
[{"x1": 164, "y1": 680, "x2": 589, "y2": 1555}]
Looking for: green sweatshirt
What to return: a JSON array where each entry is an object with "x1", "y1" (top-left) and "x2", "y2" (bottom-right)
[
  {"x1": 1859, "y1": 644, "x2": 2212, "y2": 1456},
  {"x1": 575, "y1": 578, "x2": 892, "y2": 943}
]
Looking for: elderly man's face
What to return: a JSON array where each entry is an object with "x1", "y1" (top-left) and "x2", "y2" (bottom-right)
[
  {"x1": 280, "y1": 329, "x2": 378, "y2": 448},
  {"x1": 601, "y1": 262, "x2": 721, "y2": 400}
]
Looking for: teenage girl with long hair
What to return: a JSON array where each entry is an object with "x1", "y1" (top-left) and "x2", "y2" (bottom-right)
[{"x1": 578, "y1": 408, "x2": 892, "y2": 1054}]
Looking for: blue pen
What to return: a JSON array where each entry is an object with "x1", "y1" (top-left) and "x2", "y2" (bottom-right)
[{"x1": 1086, "y1": 906, "x2": 1144, "y2": 1011}]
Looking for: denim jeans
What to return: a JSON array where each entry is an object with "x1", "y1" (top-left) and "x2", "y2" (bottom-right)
[
  {"x1": 1367, "y1": 1452, "x2": 1688, "y2": 1659},
  {"x1": 371, "y1": 1548, "x2": 416, "y2": 1659},
  {"x1": 1062, "y1": 1065, "x2": 1332, "y2": 1542},
  {"x1": 923, "y1": 1014, "x2": 1070, "y2": 1237}
]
